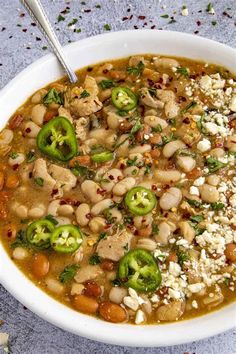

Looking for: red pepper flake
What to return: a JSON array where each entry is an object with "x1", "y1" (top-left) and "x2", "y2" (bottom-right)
[
  {"x1": 134, "y1": 25, "x2": 138, "y2": 29},
  {"x1": 122, "y1": 16, "x2": 129, "y2": 21},
  {"x1": 19, "y1": 13, "x2": 25, "y2": 17},
  {"x1": 97, "y1": 188, "x2": 106, "y2": 196},
  {"x1": 108, "y1": 174, "x2": 114, "y2": 180},
  {"x1": 151, "y1": 25, "x2": 156, "y2": 29},
  {"x1": 86, "y1": 213, "x2": 92, "y2": 220},
  {"x1": 196, "y1": 20, "x2": 201, "y2": 26},
  {"x1": 22, "y1": 28, "x2": 27, "y2": 32},
  {"x1": 31, "y1": 22, "x2": 36, "y2": 26},
  {"x1": 151, "y1": 184, "x2": 157, "y2": 191},
  {"x1": 143, "y1": 22, "x2": 147, "y2": 26},
  {"x1": 25, "y1": 127, "x2": 31, "y2": 133},
  {"x1": 51, "y1": 188, "x2": 59, "y2": 197},
  {"x1": 129, "y1": 15, "x2": 133, "y2": 20},
  {"x1": 103, "y1": 69, "x2": 108, "y2": 74},
  {"x1": 117, "y1": 175, "x2": 123, "y2": 181},
  {"x1": 1, "y1": 27, "x2": 6, "y2": 31},
  {"x1": 222, "y1": 11, "x2": 232, "y2": 19},
  {"x1": 29, "y1": 172, "x2": 33, "y2": 179},
  {"x1": 194, "y1": 30, "x2": 199, "y2": 34},
  {"x1": 119, "y1": 163, "x2": 125, "y2": 170},
  {"x1": 127, "y1": 8, "x2": 131, "y2": 12},
  {"x1": 13, "y1": 164, "x2": 19, "y2": 171},
  {"x1": 84, "y1": 9, "x2": 91, "y2": 13},
  {"x1": 138, "y1": 15, "x2": 146, "y2": 20}
]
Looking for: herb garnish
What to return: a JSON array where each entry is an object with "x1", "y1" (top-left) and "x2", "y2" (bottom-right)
[
  {"x1": 104, "y1": 24, "x2": 111, "y2": 31},
  {"x1": 211, "y1": 202, "x2": 224, "y2": 210},
  {"x1": 181, "y1": 101, "x2": 197, "y2": 114},
  {"x1": 127, "y1": 61, "x2": 144, "y2": 75},
  {"x1": 43, "y1": 88, "x2": 63, "y2": 105},
  {"x1": 26, "y1": 150, "x2": 36, "y2": 163},
  {"x1": 45, "y1": 214, "x2": 58, "y2": 225},
  {"x1": 80, "y1": 90, "x2": 90, "y2": 98},
  {"x1": 176, "y1": 67, "x2": 189, "y2": 77},
  {"x1": 9, "y1": 152, "x2": 18, "y2": 159},
  {"x1": 99, "y1": 79, "x2": 115, "y2": 90},
  {"x1": 89, "y1": 253, "x2": 101, "y2": 265},
  {"x1": 34, "y1": 177, "x2": 44, "y2": 186},
  {"x1": 59, "y1": 264, "x2": 80, "y2": 283},
  {"x1": 11, "y1": 230, "x2": 29, "y2": 249},
  {"x1": 206, "y1": 157, "x2": 227, "y2": 173}
]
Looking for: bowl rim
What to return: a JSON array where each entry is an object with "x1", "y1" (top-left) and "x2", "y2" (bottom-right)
[{"x1": 0, "y1": 29, "x2": 236, "y2": 347}]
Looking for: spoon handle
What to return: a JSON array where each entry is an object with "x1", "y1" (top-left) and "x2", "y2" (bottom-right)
[{"x1": 20, "y1": 0, "x2": 78, "y2": 83}]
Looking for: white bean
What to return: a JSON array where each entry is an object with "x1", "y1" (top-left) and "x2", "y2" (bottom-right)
[
  {"x1": 176, "y1": 155, "x2": 196, "y2": 172},
  {"x1": 123, "y1": 166, "x2": 139, "y2": 177},
  {"x1": 31, "y1": 89, "x2": 47, "y2": 104},
  {"x1": 163, "y1": 140, "x2": 186, "y2": 158},
  {"x1": 12, "y1": 247, "x2": 29, "y2": 260},
  {"x1": 153, "y1": 57, "x2": 179, "y2": 69},
  {"x1": 75, "y1": 203, "x2": 90, "y2": 227},
  {"x1": 155, "y1": 170, "x2": 181, "y2": 183},
  {"x1": 54, "y1": 216, "x2": 71, "y2": 226},
  {"x1": 89, "y1": 128, "x2": 113, "y2": 143},
  {"x1": 89, "y1": 216, "x2": 106, "y2": 233},
  {"x1": 225, "y1": 135, "x2": 236, "y2": 152},
  {"x1": 15, "y1": 205, "x2": 28, "y2": 218},
  {"x1": 165, "y1": 101, "x2": 179, "y2": 118},
  {"x1": 31, "y1": 104, "x2": 46, "y2": 126},
  {"x1": 113, "y1": 177, "x2": 136, "y2": 196},
  {"x1": 133, "y1": 214, "x2": 153, "y2": 229},
  {"x1": 0, "y1": 129, "x2": 13, "y2": 145},
  {"x1": 91, "y1": 198, "x2": 113, "y2": 216},
  {"x1": 47, "y1": 200, "x2": 60, "y2": 216},
  {"x1": 199, "y1": 184, "x2": 219, "y2": 203},
  {"x1": 45, "y1": 278, "x2": 64, "y2": 295},
  {"x1": 210, "y1": 148, "x2": 225, "y2": 158},
  {"x1": 144, "y1": 115, "x2": 168, "y2": 129},
  {"x1": 179, "y1": 221, "x2": 195, "y2": 244},
  {"x1": 100, "y1": 168, "x2": 123, "y2": 192},
  {"x1": 109, "y1": 208, "x2": 122, "y2": 223},
  {"x1": 81, "y1": 180, "x2": 104, "y2": 203},
  {"x1": 57, "y1": 204, "x2": 74, "y2": 217},
  {"x1": 109, "y1": 287, "x2": 128, "y2": 304},
  {"x1": 28, "y1": 204, "x2": 46, "y2": 218},
  {"x1": 74, "y1": 247, "x2": 83, "y2": 262},
  {"x1": 129, "y1": 144, "x2": 151, "y2": 154},
  {"x1": 206, "y1": 174, "x2": 220, "y2": 186},
  {"x1": 159, "y1": 187, "x2": 182, "y2": 210},
  {"x1": 156, "y1": 89, "x2": 175, "y2": 103},
  {"x1": 136, "y1": 238, "x2": 157, "y2": 251},
  {"x1": 107, "y1": 112, "x2": 122, "y2": 129},
  {"x1": 154, "y1": 222, "x2": 171, "y2": 245},
  {"x1": 24, "y1": 121, "x2": 41, "y2": 138},
  {"x1": 8, "y1": 152, "x2": 25, "y2": 166}
]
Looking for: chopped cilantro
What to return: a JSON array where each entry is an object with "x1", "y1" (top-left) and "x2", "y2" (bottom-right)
[
  {"x1": 123, "y1": 243, "x2": 129, "y2": 251},
  {"x1": 181, "y1": 101, "x2": 197, "y2": 113},
  {"x1": 104, "y1": 24, "x2": 111, "y2": 31},
  {"x1": 89, "y1": 253, "x2": 101, "y2": 265},
  {"x1": 206, "y1": 157, "x2": 227, "y2": 173},
  {"x1": 177, "y1": 250, "x2": 189, "y2": 267},
  {"x1": 212, "y1": 21, "x2": 217, "y2": 26},
  {"x1": 99, "y1": 79, "x2": 115, "y2": 90},
  {"x1": 45, "y1": 214, "x2": 58, "y2": 225},
  {"x1": 95, "y1": 4, "x2": 101, "y2": 8},
  {"x1": 59, "y1": 264, "x2": 80, "y2": 283},
  {"x1": 127, "y1": 61, "x2": 144, "y2": 75},
  {"x1": 176, "y1": 67, "x2": 189, "y2": 77},
  {"x1": 126, "y1": 156, "x2": 138, "y2": 166},
  {"x1": 161, "y1": 133, "x2": 177, "y2": 145},
  {"x1": 80, "y1": 90, "x2": 90, "y2": 98},
  {"x1": 148, "y1": 88, "x2": 156, "y2": 97},
  {"x1": 169, "y1": 118, "x2": 176, "y2": 127},
  {"x1": 206, "y1": 3, "x2": 213, "y2": 12},
  {"x1": 130, "y1": 119, "x2": 142, "y2": 134},
  {"x1": 76, "y1": 28, "x2": 81, "y2": 33},
  {"x1": 97, "y1": 232, "x2": 107, "y2": 242},
  {"x1": 186, "y1": 198, "x2": 202, "y2": 208},
  {"x1": 190, "y1": 215, "x2": 204, "y2": 223},
  {"x1": 43, "y1": 88, "x2": 63, "y2": 105},
  {"x1": 211, "y1": 202, "x2": 225, "y2": 210},
  {"x1": 168, "y1": 19, "x2": 177, "y2": 24},
  {"x1": 117, "y1": 110, "x2": 128, "y2": 117},
  {"x1": 152, "y1": 124, "x2": 163, "y2": 133},
  {"x1": 34, "y1": 177, "x2": 44, "y2": 187},
  {"x1": 68, "y1": 18, "x2": 78, "y2": 27},
  {"x1": 111, "y1": 278, "x2": 122, "y2": 287},
  {"x1": 9, "y1": 152, "x2": 18, "y2": 159},
  {"x1": 26, "y1": 150, "x2": 36, "y2": 163},
  {"x1": 42, "y1": 46, "x2": 48, "y2": 50},
  {"x1": 161, "y1": 14, "x2": 169, "y2": 18},
  {"x1": 57, "y1": 14, "x2": 65, "y2": 22},
  {"x1": 11, "y1": 230, "x2": 29, "y2": 249},
  {"x1": 152, "y1": 223, "x2": 159, "y2": 235}
]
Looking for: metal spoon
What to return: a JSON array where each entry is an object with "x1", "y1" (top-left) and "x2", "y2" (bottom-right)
[{"x1": 20, "y1": 0, "x2": 78, "y2": 83}]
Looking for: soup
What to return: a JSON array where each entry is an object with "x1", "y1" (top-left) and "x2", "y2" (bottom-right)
[{"x1": 0, "y1": 55, "x2": 235, "y2": 325}]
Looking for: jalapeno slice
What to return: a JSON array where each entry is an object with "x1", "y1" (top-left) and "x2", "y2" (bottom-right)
[
  {"x1": 118, "y1": 249, "x2": 161, "y2": 293},
  {"x1": 125, "y1": 187, "x2": 156, "y2": 216},
  {"x1": 36, "y1": 116, "x2": 77, "y2": 161},
  {"x1": 50, "y1": 225, "x2": 83, "y2": 253},
  {"x1": 26, "y1": 219, "x2": 55, "y2": 249},
  {"x1": 111, "y1": 87, "x2": 138, "y2": 111},
  {"x1": 91, "y1": 151, "x2": 114, "y2": 163}
]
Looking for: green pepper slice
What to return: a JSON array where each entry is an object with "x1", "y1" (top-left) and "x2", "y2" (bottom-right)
[
  {"x1": 26, "y1": 219, "x2": 55, "y2": 249},
  {"x1": 36, "y1": 116, "x2": 77, "y2": 161},
  {"x1": 125, "y1": 187, "x2": 156, "y2": 215},
  {"x1": 118, "y1": 249, "x2": 161, "y2": 293},
  {"x1": 91, "y1": 151, "x2": 114, "y2": 163},
  {"x1": 50, "y1": 225, "x2": 83, "y2": 253},
  {"x1": 111, "y1": 87, "x2": 137, "y2": 111}
]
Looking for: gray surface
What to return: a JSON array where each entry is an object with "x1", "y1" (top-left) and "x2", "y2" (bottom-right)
[{"x1": 0, "y1": 0, "x2": 236, "y2": 352}]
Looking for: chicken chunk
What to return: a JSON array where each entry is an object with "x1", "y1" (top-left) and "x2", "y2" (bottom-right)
[
  {"x1": 32, "y1": 158, "x2": 56, "y2": 192},
  {"x1": 64, "y1": 75, "x2": 102, "y2": 117},
  {"x1": 48, "y1": 164, "x2": 77, "y2": 192},
  {"x1": 75, "y1": 116, "x2": 90, "y2": 141},
  {"x1": 97, "y1": 230, "x2": 133, "y2": 261},
  {"x1": 74, "y1": 265, "x2": 104, "y2": 283},
  {"x1": 156, "y1": 300, "x2": 185, "y2": 321}
]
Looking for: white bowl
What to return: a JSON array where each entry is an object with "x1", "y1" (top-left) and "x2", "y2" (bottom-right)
[{"x1": 0, "y1": 30, "x2": 236, "y2": 347}]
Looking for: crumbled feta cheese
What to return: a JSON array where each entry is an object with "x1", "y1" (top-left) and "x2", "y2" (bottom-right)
[
  {"x1": 192, "y1": 300, "x2": 198, "y2": 309},
  {"x1": 123, "y1": 296, "x2": 139, "y2": 311},
  {"x1": 199, "y1": 75, "x2": 212, "y2": 90},
  {"x1": 181, "y1": 7, "x2": 188, "y2": 16},
  {"x1": 229, "y1": 95, "x2": 236, "y2": 112},
  {"x1": 188, "y1": 282, "x2": 205, "y2": 293},
  {"x1": 135, "y1": 309, "x2": 145, "y2": 324},
  {"x1": 204, "y1": 122, "x2": 219, "y2": 135},
  {"x1": 0, "y1": 333, "x2": 9, "y2": 346},
  {"x1": 168, "y1": 288, "x2": 182, "y2": 299},
  {"x1": 150, "y1": 294, "x2": 160, "y2": 303},
  {"x1": 169, "y1": 262, "x2": 181, "y2": 276},
  {"x1": 229, "y1": 194, "x2": 236, "y2": 207},
  {"x1": 189, "y1": 186, "x2": 200, "y2": 196},
  {"x1": 194, "y1": 177, "x2": 205, "y2": 186},
  {"x1": 197, "y1": 138, "x2": 211, "y2": 152}
]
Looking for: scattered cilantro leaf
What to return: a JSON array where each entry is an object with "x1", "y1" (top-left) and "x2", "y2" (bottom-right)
[
  {"x1": 127, "y1": 61, "x2": 144, "y2": 75},
  {"x1": 126, "y1": 156, "x2": 138, "y2": 166},
  {"x1": 152, "y1": 124, "x2": 162, "y2": 133},
  {"x1": 206, "y1": 3, "x2": 213, "y2": 12},
  {"x1": 130, "y1": 119, "x2": 142, "y2": 134},
  {"x1": 89, "y1": 253, "x2": 101, "y2": 265},
  {"x1": 152, "y1": 223, "x2": 159, "y2": 235},
  {"x1": 177, "y1": 250, "x2": 189, "y2": 267},
  {"x1": 181, "y1": 101, "x2": 197, "y2": 113},
  {"x1": 190, "y1": 215, "x2": 204, "y2": 223},
  {"x1": 206, "y1": 157, "x2": 227, "y2": 173},
  {"x1": 186, "y1": 198, "x2": 202, "y2": 208},
  {"x1": 176, "y1": 67, "x2": 189, "y2": 77},
  {"x1": 57, "y1": 14, "x2": 65, "y2": 22},
  {"x1": 43, "y1": 88, "x2": 63, "y2": 105},
  {"x1": 99, "y1": 79, "x2": 115, "y2": 90},
  {"x1": 97, "y1": 232, "x2": 107, "y2": 242},
  {"x1": 211, "y1": 202, "x2": 224, "y2": 210},
  {"x1": 11, "y1": 230, "x2": 29, "y2": 249},
  {"x1": 59, "y1": 264, "x2": 80, "y2": 283},
  {"x1": 26, "y1": 150, "x2": 36, "y2": 163},
  {"x1": 104, "y1": 24, "x2": 111, "y2": 31},
  {"x1": 34, "y1": 177, "x2": 44, "y2": 186},
  {"x1": 80, "y1": 90, "x2": 90, "y2": 98},
  {"x1": 161, "y1": 14, "x2": 169, "y2": 18},
  {"x1": 45, "y1": 214, "x2": 58, "y2": 225},
  {"x1": 9, "y1": 152, "x2": 18, "y2": 159},
  {"x1": 68, "y1": 18, "x2": 78, "y2": 27}
]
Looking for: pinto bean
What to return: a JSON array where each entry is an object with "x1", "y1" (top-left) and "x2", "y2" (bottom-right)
[
  {"x1": 159, "y1": 187, "x2": 182, "y2": 210},
  {"x1": 186, "y1": 167, "x2": 202, "y2": 180},
  {"x1": 44, "y1": 110, "x2": 58, "y2": 122},
  {"x1": 81, "y1": 180, "x2": 105, "y2": 203},
  {"x1": 109, "y1": 287, "x2": 127, "y2": 304},
  {"x1": 149, "y1": 133, "x2": 162, "y2": 145},
  {"x1": 138, "y1": 224, "x2": 152, "y2": 237},
  {"x1": 73, "y1": 294, "x2": 99, "y2": 314},
  {"x1": 163, "y1": 140, "x2": 186, "y2": 158},
  {"x1": 150, "y1": 148, "x2": 161, "y2": 159},
  {"x1": 32, "y1": 253, "x2": 50, "y2": 278},
  {"x1": 101, "y1": 260, "x2": 115, "y2": 271},
  {"x1": 9, "y1": 114, "x2": 24, "y2": 130},
  {"x1": 69, "y1": 155, "x2": 91, "y2": 167},
  {"x1": 83, "y1": 281, "x2": 102, "y2": 298},
  {"x1": 75, "y1": 203, "x2": 91, "y2": 226},
  {"x1": 155, "y1": 170, "x2": 181, "y2": 184},
  {"x1": 99, "y1": 302, "x2": 127, "y2": 323},
  {"x1": 224, "y1": 243, "x2": 236, "y2": 262},
  {"x1": 112, "y1": 177, "x2": 136, "y2": 196},
  {"x1": 199, "y1": 184, "x2": 219, "y2": 203}
]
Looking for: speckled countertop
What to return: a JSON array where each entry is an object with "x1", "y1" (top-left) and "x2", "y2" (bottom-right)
[{"x1": 0, "y1": 0, "x2": 236, "y2": 353}]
